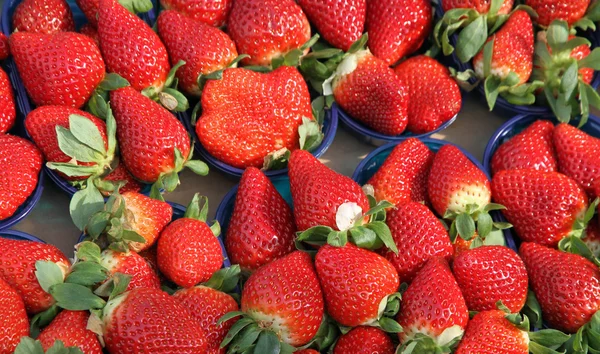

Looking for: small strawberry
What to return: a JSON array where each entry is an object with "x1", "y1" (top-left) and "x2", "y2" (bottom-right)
[
  {"x1": 492, "y1": 169, "x2": 588, "y2": 247},
  {"x1": 225, "y1": 167, "x2": 296, "y2": 271},
  {"x1": 100, "y1": 249, "x2": 161, "y2": 291},
  {"x1": 0, "y1": 33, "x2": 9, "y2": 60},
  {"x1": 526, "y1": 0, "x2": 590, "y2": 26},
  {"x1": 227, "y1": 0, "x2": 311, "y2": 66},
  {"x1": 0, "y1": 277, "x2": 29, "y2": 354},
  {"x1": 571, "y1": 39, "x2": 594, "y2": 85},
  {"x1": 333, "y1": 326, "x2": 395, "y2": 354},
  {"x1": 119, "y1": 192, "x2": 172, "y2": 251},
  {"x1": 38, "y1": 310, "x2": 102, "y2": 353},
  {"x1": 12, "y1": 0, "x2": 75, "y2": 34},
  {"x1": 397, "y1": 257, "x2": 469, "y2": 352},
  {"x1": 159, "y1": 0, "x2": 232, "y2": 26},
  {"x1": 442, "y1": 0, "x2": 514, "y2": 14},
  {"x1": 102, "y1": 162, "x2": 142, "y2": 195},
  {"x1": 79, "y1": 24, "x2": 99, "y2": 47},
  {"x1": 366, "y1": 138, "x2": 434, "y2": 206},
  {"x1": 491, "y1": 119, "x2": 557, "y2": 175},
  {"x1": 157, "y1": 194, "x2": 223, "y2": 288},
  {"x1": 296, "y1": 350, "x2": 320, "y2": 354},
  {"x1": 453, "y1": 246, "x2": 528, "y2": 312},
  {"x1": 9, "y1": 31, "x2": 105, "y2": 108},
  {"x1": 0, "y1": 67, "x2": 16, "y2": 134}
]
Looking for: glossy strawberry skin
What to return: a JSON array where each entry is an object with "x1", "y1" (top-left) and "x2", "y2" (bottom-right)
[
  {"x1": 79, "y1": 24, "x2": 99, "y2": 47},
  {"x1": 197, "y1": 67, "x2": 311, "y2": 169},
  {"x1": 520, "y1": 242, "x2": 600, "y2": 333},
  {"x1": 110, "y1": 87, "x2": 191, "y2": 183},
  {"x1": 492, "y1": 169, "x2": 588, "y2": 247},
  {"x1": 316, "y1": 244, "x2": 400, "y2": 327},
  {"x1": 491, "y1": 120, "x2": 557, "y2": 175},
  {"x1": 289, "y1": 150, "x2": 370, "y2": 231},
  {"x1": 103, "y1": 288, "x2": 208, "y2": 353},
  {"x1": 12, "y1": 0, "x2": 75, "y2": 34},
  {"x1": 333, "y1": 326, "x2": 395, "y2": 354},
  {"x1": 453, "y1": 246, "x2": 528, "y2": 313},
  {"x1": 9, "y1": 32, "x2": 105, "y2": 108},
  {"x1": 120, "y1": 191, "x2": 172, "y2": 252},
  {"x1": 100, "y1": 250, "x2": 161, "y2": 291},
  {"x1": 0, "y1": 33, "x2": 9, "y2": 60},
  {"x1": 366, "y1": 0, "x2": 432, "y2": 65},
  {"x1": 0, "y1": 238, "x2": 69, "y2": 314},
  {"x1": 97, "y1": 0, "x2": 170, "y2": 91},
  {"x1": 38, "y1": 310, "x2": 102, "y2": 354},
  {"x1": 525, "y1": 0, "x2": 590, "y2": 26},
  {"x1": 159, "y1": 0, "x2": 232, "y2": 27},
  {"x1": 442, "y1": 0, "x2": 514, "y2": 14},
  {"x1": 333, "y1": 51, "x2": 408, "y2": 135},
  {"x1": 297, "y1": 0, "x2": 366, "y2": 51},
  {"x1": 0, "y1": 277, "x2": 29, "y2": 354},
  {"x1": 572, "y1": 42, "x2": 594, "y2": 84},
  {"x1": 173, "y1": 286, "x2": 239, "y2": 354},
  {"x1": 226, "y1": 167, "x2": 296, "y2": 271},
  {"x1": 367, "y1": 138, "x2": 434, "y2": 206},
  {"x1": 455, "y1": 310, "x2": 529, "y2": 354},
  {"x1": 394, "y1": 56, "x2": 461, "y2": 134},
  {"x1": 242, "y1": 251, "x2": 324, "y2": 346},
  {"x1": 157, "y1": 10, "x2": 238, "y2": 96},
  {"x1": 0, "y1": 68, "x2": 16, "y2": 134}
]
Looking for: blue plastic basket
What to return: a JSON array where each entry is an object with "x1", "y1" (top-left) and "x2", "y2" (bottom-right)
[{"x1": 0, "y1": 229, "x2": 45, "y2": 242}]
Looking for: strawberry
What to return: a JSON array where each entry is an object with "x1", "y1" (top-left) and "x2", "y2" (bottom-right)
[
  {"x1": 157, "y1": 195, "x2": 223, "y2": 288},
  {"x1": 0, "y1": 238, "x2": 70, "y2": 314},
  {"x1": 452, "y1": 236, "x2": 474, "y2": 258},
  {"x1": 397, "y1": 257, "x2": 469, "y2": 352},
  {"x1": 159, "y1": 0, "x2": 232, "y2": 26},
  {"x1": 367, "y1": 138, "x2": 434, "y2": 206},
  {"x1": 0, "y1": 68, "x2": 16, "y2": 134},
  {"x1": 103, "y1": 287, "x2": 208, "y2": 353},
  {"x1": 525, "y1": 0, "x2": 590, "y2": 26},
  {"x1": 137, "y1": 246, "x2": 162, "y2": 279},
  {"x1": 453, "y1": 246, "x2": 528, "y2": 312},
  {"x1": 394, "y1": 56, "x2": 461, "y2": 134},
  {"x1": 584, "y1": 218, "x2": 600, "y2": 258},
  {"x1": 9, "y1": 32, "x2": 104, "y2": 108},
  {"x1": 297, "y1": 0, "x2": 366, "y2": 51},
  {"x1": 442, "y1": 0, "x2": 514, "y2": 14},
  {"x1": 79, "y1": 24, "x2": 99, "y2": 47},
  {"x1": 0, "y1": 277, "x2": 29, "y2": 354},
  {"x1": 157, "y1": 10, "x2": 238, "y2": 97},
  {"x1": 315, "y1": 244, "x2": 400, "y2": 327},
  {"x1": 225, "y1": 167, "x2": 296, "y2": 271},
  {"x1": 296, "y1": 350, "x2": 320, "y2": 354},
  {"x1": 381, "y1": 203, "x2": 453, "y2": 284},
  {"x1": 365, "y1": 0, "x2": 432, "y2": 65},
  {"x1": 100, "y1": 249, "x2": 161, "y2": 291},
  {"x1": 490, "y1": 119, "x2": 557, "y2": 175},
  {"x1": 0, "y1": 33, "x2": 9, "y2": 60},
  {"x1": 492, "y1": 169, "x2": 588, "y2": 247},
  {"x1": 12, "y1": 0, "x2": 75, "y2": 34},
  {"x1": 333, "y1": 326, "x2": 395, "y2": 354},
  {"x1": 0, "y1": 135, "x2": 43, "y2": 220},
  {"x1": 571, "y1": 39, "x2": 594, "y2": 85},
  {"x1": 120, "y1": 192, "x2": 172, "y2": 251},
  {"x1": 38, "y1": 310, "x2": 102, "y2": 353},
  {"x1": 197, "y1": 67, "x2": 314, "y2": 169},
  {"x1": 102, "y1": 163, "x2": 142, "y2": 195}
]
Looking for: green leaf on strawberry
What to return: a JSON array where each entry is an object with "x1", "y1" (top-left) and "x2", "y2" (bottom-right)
[{"x1": 15, "y1": 338, "x2": 84, "y2": 354}]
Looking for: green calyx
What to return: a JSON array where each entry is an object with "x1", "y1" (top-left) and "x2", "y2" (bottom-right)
[
  {"x1": 14, "y1": 338, "x2": 85, "y2": 354},
  {"x1": 149, "y1": 146, "x2": 209, "y2": 201},
  {"x1": 558, "y1": 198, "x2": 599, "y2": 258},
  {"x1": 569, "y1": 1, "x2": 600, "y2": 32},
  {"x1": 445, "y1": 203, "x2": 512, "y2": 247},
  {"x1": 183, "y1": 193, "x2": 221, "y2": 236},
  {"x1": 87, "y1": 73, "x2": 129, "y2": 120},
  {"x1": 398, "y1": 327, "x2": 463, "y2": 354},
  {"x1": 117, "y1": 0, "x2": 152, "y2": 14},
  {"x1": 202, "y1": 265, "x2": 241, "y2": 295},
  {"x1": 141, "y1": 60, "x2": 189, "y2": 112},
  {"x1": 270, "y1": 34, "x2": 321, "y2": 70},
  {"x1": 563, "y1": 310, "x2": 600, "y2": 353}
]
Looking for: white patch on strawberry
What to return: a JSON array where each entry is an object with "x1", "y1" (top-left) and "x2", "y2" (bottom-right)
[
  {"x1": 436, "y1": 325, "x2": 464, "y2": 346},
  {"x1": 336, "y1": 202, "x2": 363, "y2": 231},
  {"x1": 362, "y1": 184, "x2": 375, "y2": 197},
  {"x1": 247, "y1": 310, "x2": 293, "y2": 344},
  {"x1": 521, "y1": 330, "x2": 530, "y2": 347},
  {"x1": 447, "y1": 184, "x2": 491, "y2": 214},
  {"x1": 87, "y1": 311, "x2": 105, "y2": 347},
  {"x1": 323, "y1": 49, "x2": 370, "y2": 95},
  {"x1": 56, "y1": 260, "x2": 70, "y2": 280},
  {"x1": 102, "y1": 292, "x2": 128, "y2": 327}
]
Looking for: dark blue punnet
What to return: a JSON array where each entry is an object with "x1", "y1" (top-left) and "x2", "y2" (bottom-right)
[
  {"x1": 0, "y1": 229, "x2": 45, "y2": 242},
  {"x1": 351, "y1": 137, "x2": 519, "y2": 252},
  {"x1": 0, "y1": 169, "x2": 44, "y2": 231}
]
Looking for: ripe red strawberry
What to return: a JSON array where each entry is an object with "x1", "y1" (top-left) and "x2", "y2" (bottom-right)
[
  {"x1": 227, "y1": 0, "x2": 311, "y2": 66},
  {"x1": 397, "y1": 257, "x2": 469, "y2": 351},
  {"x1": 38, "y1": 310, "x2": 102, "y2": 353},
  {"x1": 120, "y1": 192, "x2": 172, "y2": 251},
  {"x1": 173, "y1": 285, "x2": 239, "y2": 353},
  {"x1": 492, "y1": 169, "x2": 588, "y2": 247},
  {"x1": 452, "y1": 236, "x2": 474, "y2": 258},
  {"x1": 197, "y1": 67, "x2": 312, "y2": 169},
  {"x1": 0, "y1": 277, "x2": 29, "y2": 354},
  {"x1": 103, "y1": 162, "x2": 142, "y2": 195},
  {"x1": 365, "y1": 0, "x2": 432, "y2": 65},
  {"x1": 394, "y1": 56, "x2": 461, "y2": 134},
  {"x1": 316, "y1": 244, "x2": 400, "y2": 327},
  {"x1": 12, "y1": 0, "x2": 74, "y2": 34},
  {"x1": 97, "y1": 0, "x2": 170, "y2": 91},
  {"x1": 0, "y1": 135, "x2": 43, "y2": 220},
  {"x1": 442, "y1": 0, "x2": 514, "y2": 14},
  {"x1": 79, "y1": 24, "x2": 99, "y2": 47},
  {"x1": 157, "y1": 10, "x2": 238, "y2": 96},
  {"x1": 525, "y1": 0, "x2": 590, "y2": 26},
  {"x1": 491, "y1": 119, "x2": 557, "y2": 175},
  {"x1": 571, "y1": 40, "x2": 594, "y2": 85},
  {"x1": 100, "y1": 249, "x2": 161, "y2": 291},
  {"x1": 296, "y1": 350, "x2": 320, "y2": 354},
  {"x1": 0, "y1": 68, "x2": 16, "y2": 134},
  {"x1": 157, "y1": 195, "x2": 223, "y2": 287},
  {"x1": 159, "y1": 0, "x2": 232, "y2": 26},
  {"x1": 297, "y1": 0, "x2": 366, "y2": 51},
  {"x1": 103, "y1": 288, "x2": 208, "y2": 352},
  {"x1": 331, "y1": 50, "x2": 408, "y2": 135},
  {"x1": 0, "y1": 33, "x2": 9, "y2": 60},
  {"x1": 9, "y1": 32, "x2": 104, "y2": 108},
  {"x1": 333, "y1": 326, "x2": 395, "y2": 354},
  {"x1": 583, "y1": 218, "x2": 600, "y2": 257},
  {"x1": 367, "y1": 138, "x2": 434, "y2": 206},
  {"x1": 0, "y1": 238, "x2": 69, "y2": 314},
  {"x1": 225, "y1": 167, "x2": 296, "y2": 271},
  {"x1": 520, "y1": 242, "x2": 600, "y2": 333},
  {"x1": 453, "y1": 246, "x2": 528, "y2": 312},
  {"x1": 289, "y1": 150, "x2": 370, "y2": 231}
]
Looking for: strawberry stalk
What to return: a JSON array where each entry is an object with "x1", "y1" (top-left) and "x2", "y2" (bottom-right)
[
  {"x1": 445, "y1": 202, "x2": 512, "y2": 247},
  {"x1": 141, "y1": 60, "x2": 189, "y2": 112},
  {"x1": 14, "y1": 338, "x2": 85, "y2": 354}
]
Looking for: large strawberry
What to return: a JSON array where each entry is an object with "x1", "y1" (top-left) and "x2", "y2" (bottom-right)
[
  {"x1": 526, "y1": 0, "x2": 590, "y2": 26},
  {"x1": 38, "y1": 310, "x2": 102, "y2": 353},
  {"x1": 297, "y1": 0, "x2": 366, "y2": 51},
  {"x1": 491, "y1": 119, "x2": 557, "y2": 175},
  {"x1": 0, "y1": 277, "x2": 29, "y2": 354},
  {"x1": 0, "y1": 68, "x2": 15, "y2": 134},
  {"x1": 453, "y1": 246, "x2": 528, "y2": 312},
  {"x1": 492, "y1": 169, "x2": 588, "y2": 247},
  {"x1": 79, "y1": 24, "x2": 99, "y2": 47},
  {"x1": 397, "y1": 257, "x2": 469, "y2": 352},
  {"x1": 333, "y1": 326, "x2": 395, "y2": 354},
  {"x1": 227, "y1": 0, "x2": 311, "y2": 66},
  {"x1": 225, "y1": 167, "x2": 296, "y2": 271},
  {"x1": 0, "y1": 33, "x2": 9, "y2": 60},
  {"x1": 100, "y1": 249, "x2": 161, "y2": 291},
  {"x1": 103, "y1": 288, "x2": 208, "y2": 353},
  {"x1": 12, "y1": 0, "x2": 74, "y2": 34},
  {"x1": 9, "y1": 31, "x2": 105, "y2": 108},
  {"x1": 160, "y1": 0, "x2": 232, "y2": 26}
]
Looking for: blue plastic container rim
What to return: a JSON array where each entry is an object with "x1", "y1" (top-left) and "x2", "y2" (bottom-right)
[
  {"x1": 0, "y1": 169, "x2": 44, "y2": 231},
  {"x1": 0, "y1": 229, "x2": 45, "y2": 242}
]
